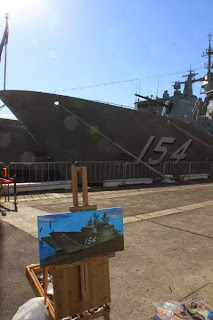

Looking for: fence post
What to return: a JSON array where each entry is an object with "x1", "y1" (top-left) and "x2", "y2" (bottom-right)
[
  {"x1": 122, "y1": 162, "x2": 127, "y2": 182},
  {"x1": 163, "y1": 162, "x2": 167, "y2": 176},
  {"x1": 189, "y1": 162, "x2": 191, "y2": 177}
]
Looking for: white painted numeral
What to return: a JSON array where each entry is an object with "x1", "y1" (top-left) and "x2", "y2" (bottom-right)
[
  {"x1": 136, "y1": 136, "x2": 155, "y2": 163},
  {"x1": 170, "y1": 139, "x2": 193, "y2": 164},
  {"x1": 92, "y1": 236, "x2": 96, "y2": 243},
  {"x1": 84, "y1": 236, "x2": 97, "y2": 245},
  {"x1": 137, "y1": 136, "x2": 193, "y2": 165},
  {"x1": 148, "y1": 137, "x2": 175, "y2": 165}
]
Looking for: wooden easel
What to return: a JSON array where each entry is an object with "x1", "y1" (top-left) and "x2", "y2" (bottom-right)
[
  {"x1": 69, "y1": 166, "x2": 97, "y2": 212},
  {"x1": 40, "y1": 166, "x2": 113, "y2": 320}
]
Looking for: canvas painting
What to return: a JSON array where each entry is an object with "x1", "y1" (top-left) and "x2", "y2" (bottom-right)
[{"x1": 38, "y1": 207, "x2": 124, "y2": 267}]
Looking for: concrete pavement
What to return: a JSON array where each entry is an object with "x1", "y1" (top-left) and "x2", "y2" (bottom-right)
[{"x1": 1, "y1": 182, "x2": 213, "y2": 319}]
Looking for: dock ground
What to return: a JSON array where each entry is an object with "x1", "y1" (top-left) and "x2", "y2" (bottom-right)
[{"x1": 1, "y1": 181, "x2": 213, "y2": 320}]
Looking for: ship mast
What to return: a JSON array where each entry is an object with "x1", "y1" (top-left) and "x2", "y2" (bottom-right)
[
  {"x1": 201, "y1": 33, "x2": 213, "y2": 93},
  {"x1": 178, "y1": 67, "x2": 204, "y2": 100},
  {"x1": 207, "y1": 34, "x2": 213, "y2": 82}
]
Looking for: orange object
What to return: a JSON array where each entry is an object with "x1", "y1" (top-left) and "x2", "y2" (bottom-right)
[
  {"x1": 2, "y1": 167, "x2": 7, "y2": 178},
  {"x1": 0, "y1": 177, "x2": 14, "y2": 185}
]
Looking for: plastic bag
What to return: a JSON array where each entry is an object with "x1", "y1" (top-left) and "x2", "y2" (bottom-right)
[{"x1": 12, "y1": 297, "x2": 49, "y2": 320}]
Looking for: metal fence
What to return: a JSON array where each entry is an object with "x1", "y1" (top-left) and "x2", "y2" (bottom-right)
[
  {"x1": 73, "y1": 161, "x2": 125, "y2": 183},
  {"x1": 163, "y1": 161, "x2": 213, "y2": 179},
  {"x1": 74, "y1": 161, "x2": 213, "y2": 183},
  {"x1": 6, "y1": 162, "x2": 72, "y2": 184},
  {"x1": 0, "y1": 161, "x2": 212, "y2": 185}
]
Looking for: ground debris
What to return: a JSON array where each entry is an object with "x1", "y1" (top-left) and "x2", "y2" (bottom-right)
[{"x1": 153, "y1": 299, "x2": 213, "y2": 319}]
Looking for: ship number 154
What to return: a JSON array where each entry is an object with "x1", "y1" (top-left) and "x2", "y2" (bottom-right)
[
  {"x1": 84, "y1": 236, "x2": 97, "y2": 246},
  {"x1": 137, "y1": 136, "x2": 193, "y2": 164}
]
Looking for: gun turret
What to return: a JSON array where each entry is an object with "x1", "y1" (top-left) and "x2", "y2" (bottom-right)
[
  {"x1": 135, "y1": 93, "x2": 169, "y2": 107},
  {"x1": 135, "y1": 94, "x2": 173, "y2": 113}
]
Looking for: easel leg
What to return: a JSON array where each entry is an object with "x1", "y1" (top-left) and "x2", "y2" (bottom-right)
[
  {"x1": 71, "y1": 166, "x2": 79, "y2": 207},
  {"x1": 81, "y1": 167, "x2": 89, "y2": 206},
  {"x1": 43, "y1": 267, "x2": 49, "y2": 305},
  {"x1": 104, "y1": 313, "x2": 110, "y2": 320}
]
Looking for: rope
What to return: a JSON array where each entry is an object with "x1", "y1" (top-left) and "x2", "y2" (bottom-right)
[
  {"x1": 0, "y1": 103, "x2": 39, "y2": 143},
  {"x1": 57, "y1": 102, "x2": 166, "y2": 179},
  {"x1": 168, "y1": 120, "x2": 213, "y2": 150},
  {"x1": 18, "y1": 119, "x2": 40, "y2": 144},
  {"x1": 55, "y1": 67, "x2": 205, "y2": 94}
]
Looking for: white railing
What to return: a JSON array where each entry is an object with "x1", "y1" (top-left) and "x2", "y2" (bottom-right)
[
  {"x1": 7, "y1": 161, "x2": 72, "y2": 185},
  {"x1": 0, "y1": 160, "x2": 212, "y2": 186},
  {"x1": 74, "y1": 161, "x2": 213, "y2": 183}
]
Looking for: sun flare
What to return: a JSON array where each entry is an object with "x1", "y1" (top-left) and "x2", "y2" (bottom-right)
[{"x1": 0, "y1": 0, "x2": 42, "y2": 19}]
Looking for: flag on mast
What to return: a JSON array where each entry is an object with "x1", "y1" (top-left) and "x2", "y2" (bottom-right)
[{"x1": 0, "y1": 20, "x2": 9, "y2": 62}]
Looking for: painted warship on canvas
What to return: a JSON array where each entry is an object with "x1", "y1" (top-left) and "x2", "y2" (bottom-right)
[
  {"x1": 39, "y1": 210, "x2": 124, "y2": 267},
  {"x1": 42, "y1": 212, "x2": 121, "y2": 254}
]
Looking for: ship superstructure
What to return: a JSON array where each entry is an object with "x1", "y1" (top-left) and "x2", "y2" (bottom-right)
[
  {"x1": 134, "y1": 35, "x2": 213, "y2": 135},
  {"x1": 194, "y1": 34, "x2": 213, "y2": 121}
]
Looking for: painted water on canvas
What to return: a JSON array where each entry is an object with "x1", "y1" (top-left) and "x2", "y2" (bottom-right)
[{"x1": 38, "y1": 207, "x2": 124, "y2": 267}]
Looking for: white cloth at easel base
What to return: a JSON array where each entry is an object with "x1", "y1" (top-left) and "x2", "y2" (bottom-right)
[{"x1": 11, "y1": 297, "x2": 49, "y2": 320}]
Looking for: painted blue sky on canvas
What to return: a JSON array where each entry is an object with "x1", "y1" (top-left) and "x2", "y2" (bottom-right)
[
  {"x1": 37, "y1": 207, "x2": 123, "y2": 240},
  {"x1": 0, "y1": 0, "x2": 213, "y2": 118}
]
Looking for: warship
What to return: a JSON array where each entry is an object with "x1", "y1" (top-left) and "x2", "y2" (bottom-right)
[
  {"x1": 41, "y1": 212, "x2": 122, "y2": 255},
  {"x1": 0, "y1": 37, "x2": 213, "y2": 166}
]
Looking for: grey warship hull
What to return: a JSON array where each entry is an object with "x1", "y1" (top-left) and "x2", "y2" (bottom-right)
[
  {"x1": 42, "y1": 230, "x2": 121, "y2": 255},
  {"x1": 40, "y1": 233, "x2": 124, "y2": 267},
  {"x1": 0, "y1": 90, "x2": 213, "y2": 165},
  {"x1": 0, "y1": 117, "x2": 46, "y2": 164}
]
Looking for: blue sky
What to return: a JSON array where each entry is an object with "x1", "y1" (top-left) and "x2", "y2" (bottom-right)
[{"x1": 0, "y1": 0, "x2": 212, "y2": 118}]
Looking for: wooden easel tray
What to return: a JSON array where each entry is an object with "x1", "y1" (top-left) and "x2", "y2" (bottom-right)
[
  {"x1": 26, "y1": 264, "x2": 55, "y2": 320},
  {"x1": 26, "y1": 256, "x2": 113, "y2": 320}
]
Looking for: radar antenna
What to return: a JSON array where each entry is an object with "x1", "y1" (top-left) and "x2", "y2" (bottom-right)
[{"x1": 177, "y1": 68, "x2": 204, "y2": 99}]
